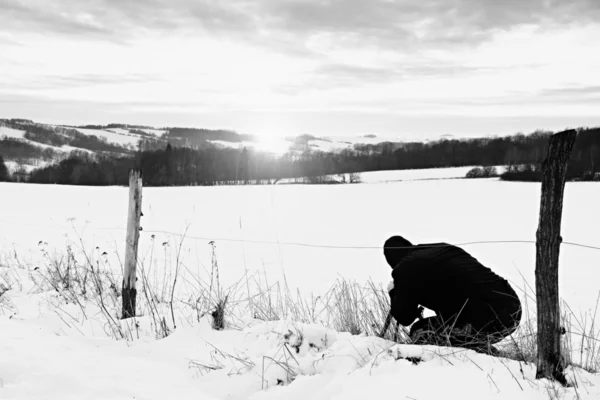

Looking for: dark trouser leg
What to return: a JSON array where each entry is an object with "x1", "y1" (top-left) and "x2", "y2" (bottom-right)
[{"x1": 409, "y1": 300, "x2": 522, "y2": 354}]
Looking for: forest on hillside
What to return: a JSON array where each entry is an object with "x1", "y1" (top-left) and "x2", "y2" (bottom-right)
[{"x1": 1, "y1": 125, "x2": 599, "y2": 186}]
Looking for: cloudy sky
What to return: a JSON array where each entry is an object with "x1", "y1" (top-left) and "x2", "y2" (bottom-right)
[{"x1": 1, "y1": 0, "x2": 600, "y2": 138}]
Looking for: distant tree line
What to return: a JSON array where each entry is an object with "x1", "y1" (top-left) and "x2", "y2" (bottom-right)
[
  {"x1": 73, "y1": 123, "x2": 156, "y2": 130},
  {"x1": 26, "y1": 153, "x2": 132, "y2": 186},
  {"x1": 69, "y1": 124, "x2": 159, "y2": 139},
  {"x1": 0, "y1": 155, "x2": 9, "y2": 181},
  {"x1": 22, "y1": 124, "x2": 132, "y2": 153},
  {"x1": 0, "y1": 137, "x2": 59, "y2": 165},
  {"x1": 26, "y1": 144, "x2": 363, "y2": 186},
  {"x1": 163, "y1": 127, "x2": 255, "y2": 148},
  {"x1": 3, "y1": 126, "x2": 600, "y2": 186},
  {"x1": 128, "y1": 129, "x2": 158, "y2": 138},
  {"x1": 1, "y1": 121, "x2": 133, "y2": 155},
  {"x1": 4, "y1": 118, "x2": 34, "y2": 124}
]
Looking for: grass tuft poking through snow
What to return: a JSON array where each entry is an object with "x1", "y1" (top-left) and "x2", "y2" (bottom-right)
[{"x1": 2, "y1": 241, "x2": 600, "y2": 399}]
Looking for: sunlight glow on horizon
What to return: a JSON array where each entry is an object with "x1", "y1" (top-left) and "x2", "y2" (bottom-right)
[{"x1": 1, "y1": 1, "x2": 599, "y2": 135}]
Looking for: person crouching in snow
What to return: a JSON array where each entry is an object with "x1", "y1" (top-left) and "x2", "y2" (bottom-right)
[{"x1": 383, "y1": 235, "x2": 522, "y2": 355}]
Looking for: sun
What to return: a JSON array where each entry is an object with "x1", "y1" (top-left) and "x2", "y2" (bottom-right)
[{"x1": 253, "y1": 135, "x2": 291, "y2": 156}]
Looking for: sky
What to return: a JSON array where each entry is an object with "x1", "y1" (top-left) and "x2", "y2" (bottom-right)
[{"x1": 1, "y1": 0, "x2": 600, "y2": 139}]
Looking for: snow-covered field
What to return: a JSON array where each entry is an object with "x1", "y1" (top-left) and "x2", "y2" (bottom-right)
[
  {"x1": 1, "y1": 125, "x2": 96, "y2": 159},
  {"x1": 0, "y1": 125, "x2": 57, "y2": 150},
  {"x1": 1, "y1": 123, "x2": 154, "y2": 150},
  {"x1": 1, "y1": 173, "x2": 599, "y2": 399},
  {"x1": 0, "y1": 126, "x2": 27, "y2": 139},
  {"x1": 3, "y1": 160, "x2": 48, "y2": 174},
  {"x1": 138, "y1": 128, "x2": 167, "y2": 136},
  {"x1": 320, "y1": 166, "x2": 508, "y2": 184},
  {"x1": 104, "y1": 127, "x2": 131, "y2": 135},
  {"x1": 73, "y1": 127, "x2": 144, "y2": 147}
]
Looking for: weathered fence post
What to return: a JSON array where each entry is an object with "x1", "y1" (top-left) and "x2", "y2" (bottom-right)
[
  {"x1": 535, "y1": 129, "x2": 577, "y2": 385},
  {"x1": 122, "y1": 169, "x2": 143, "y2": 319}
]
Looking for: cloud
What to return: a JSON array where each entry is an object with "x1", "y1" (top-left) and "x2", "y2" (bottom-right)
[
  {"x1": 3, "y1": 0, "x2": 599, "y2": 45},
  {"x1": 0, "y1": 0, "x2": 259, "y2": 42},
  {"x1": 2, "y1": 73, "x2": 165, "y2": 91},
  {"x1": 0, "y1": 1, "x2": 113, "y2": 38},
  {"x1": 310, "y1": 64, "x2": 405, "y2": 86},
  {"x1": 275, "y1": 62, "x2": 495, "y2": 94},
  {"x1": 256, "y1": 0, "x2": 600, "y2": 50},
  {"x1": 2, "y1": 0, "x2": 599, "y2": 86},
  {"x1": 4, "y1": 0, "x2": 597, "y2": 89},
  {"x1": 541, "y1": 85, "x2": 600, "y2": 97},
  {"x1": 2, "y1": 0, "x2": 599, "y2": 133}
]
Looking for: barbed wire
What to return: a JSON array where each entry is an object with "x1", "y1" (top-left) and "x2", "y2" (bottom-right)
[
  {"x1": 0, "y1": 218, "x2": 124, "y2": 232},
  {"x1": 2, "y1": 218, "x2": 600, "y2": 252},
  {"x1": 141, "y1": 230, "x2": 600, "y2": 252}
]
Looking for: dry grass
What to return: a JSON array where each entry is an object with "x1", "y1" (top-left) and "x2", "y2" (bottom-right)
[
  {"x1": 229, "y1": 271, "x2": 405, "y2": 341},
  {"x1": 7, "y1": 240, "x2": 600, "y2": 377},
  {"x1": 21, "y1": 238, "x2": 401, "y2": 343},
  {"x1": 497, "y1": 283, "x2": 600, "y2": 375}
]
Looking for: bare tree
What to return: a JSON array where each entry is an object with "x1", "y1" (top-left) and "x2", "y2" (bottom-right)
[{"x1": 348, "y1": 172, "x2": 362, "y2": 183}]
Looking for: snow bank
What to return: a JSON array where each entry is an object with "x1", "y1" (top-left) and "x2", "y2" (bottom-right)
[{"x1": 1, "y1": 302, "x2": 597, "y2": 400}]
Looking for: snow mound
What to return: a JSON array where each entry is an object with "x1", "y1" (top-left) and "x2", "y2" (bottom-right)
[{"x1": 1, "y1": 301, "x2": 597, "y2": 400}]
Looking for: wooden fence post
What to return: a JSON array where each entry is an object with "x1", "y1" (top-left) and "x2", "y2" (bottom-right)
[
  {"x1": 535, "y1": 129, "x2": 577, "y2": 385},
  {"x1": 122, "y1": 169, "x2": 143, "y2": 319}
]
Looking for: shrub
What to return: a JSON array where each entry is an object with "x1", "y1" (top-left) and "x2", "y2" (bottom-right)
[
  {"x1": 500, "y1": 164, "x2": 542, "y2": 182},
  {"x1": 482, "y1": 166, "x2": 498, "y2": 177},
  {"x1": 295, "y1": 175, "x2": 339, "y2": 185},
  {"x1": 465, "y1": 166, "x2": 498, "y2": 179},
  {"x1": 580, "y1": 170, "x2": 600, "y2": 182},
  {"x1": 337, "y1": 173, "x2": 362, "y2": 184},
  {"x1": 466, "y1": 167, "x2": 484, "y2": 178}
]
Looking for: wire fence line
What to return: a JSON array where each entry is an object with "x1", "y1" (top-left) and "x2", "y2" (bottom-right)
[
  {"x1": 137, "y1": 231, "x2": 600, "y2": 252},
  {"x1": 3, "y1": 216, "x2": 599, "y2": 253}
]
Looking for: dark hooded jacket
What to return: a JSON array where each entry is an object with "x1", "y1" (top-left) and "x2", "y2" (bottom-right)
[{"x1": 388, "y1": 243, "x2": 520, "y2": 327}]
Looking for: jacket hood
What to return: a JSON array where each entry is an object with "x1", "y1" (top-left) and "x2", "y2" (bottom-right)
[{"x1": 383, "y1": 235, "x2": 413, "y2": 268}]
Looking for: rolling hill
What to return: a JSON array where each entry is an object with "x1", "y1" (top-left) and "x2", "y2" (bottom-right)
[{"x1": 0, "y1": 118, "x2": 439, "y2": 175}]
